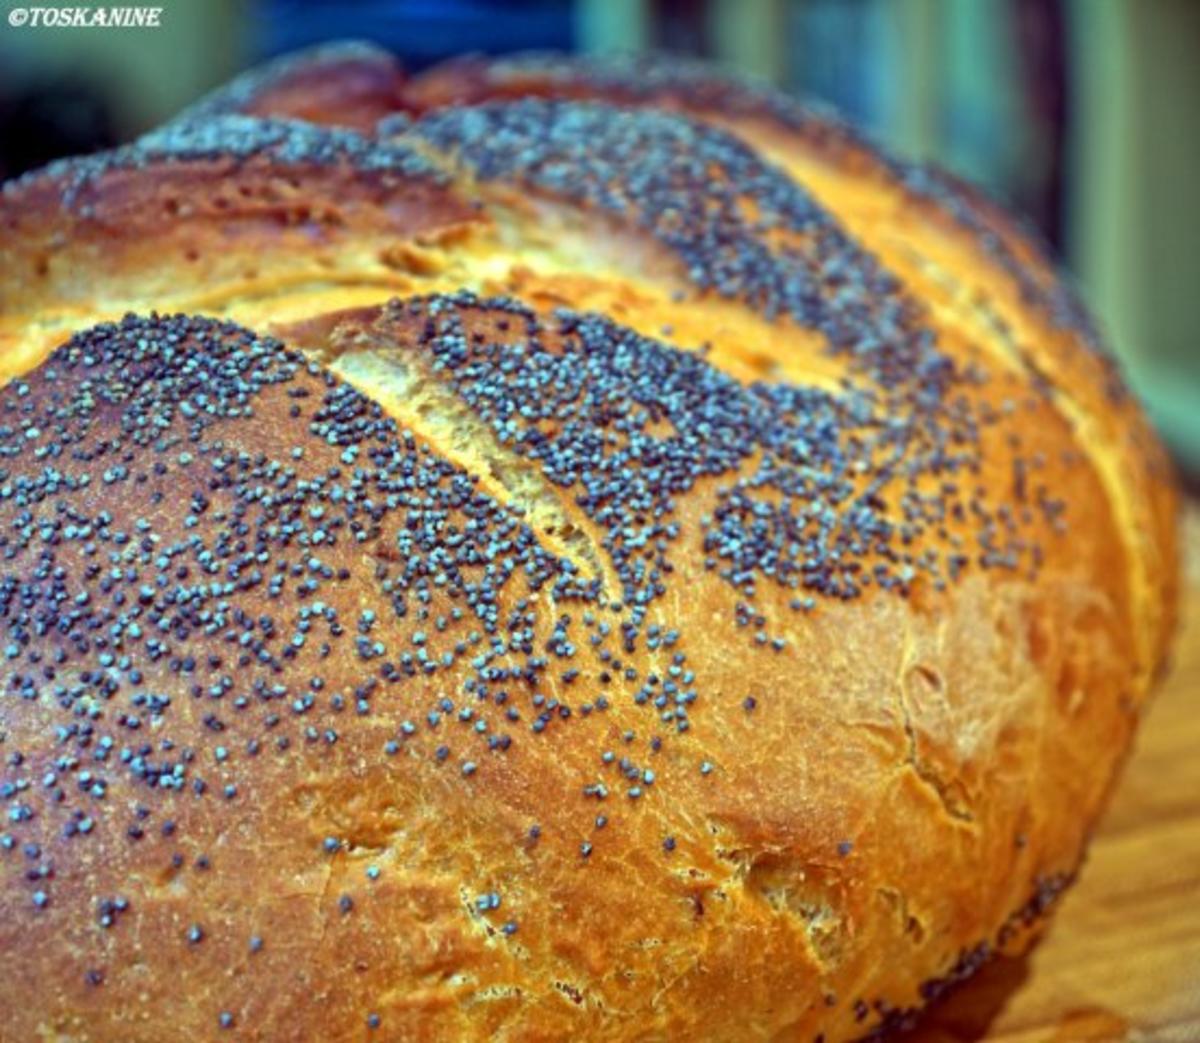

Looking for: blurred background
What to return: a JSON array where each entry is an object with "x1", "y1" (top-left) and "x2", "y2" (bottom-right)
[{"x1": 0, "y1": 0, "x2": 1197, "y2": 482}]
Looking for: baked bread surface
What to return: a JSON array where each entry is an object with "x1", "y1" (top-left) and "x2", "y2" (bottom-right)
[{"x1": 0, "y1": 45, "x2": 1179, "y2": 1042}]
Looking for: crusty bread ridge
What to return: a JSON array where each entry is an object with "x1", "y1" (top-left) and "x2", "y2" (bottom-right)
[
  {"x1": 0, "y1": 45, "x2": 1179, "y2": 1042},
  {"x1": 181, "y1": 39, "x2": 409, "y2": 130},
  {"x1": 399, "y1": 49, "x2": 1178, "y2": 699}
]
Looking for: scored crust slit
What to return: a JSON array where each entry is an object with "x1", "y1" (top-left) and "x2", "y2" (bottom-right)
[{"x1": 0, "y1": 44, "x2": 1180, "y2": 1043}]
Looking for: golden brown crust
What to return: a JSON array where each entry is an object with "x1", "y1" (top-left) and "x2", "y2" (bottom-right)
[
  {"x1": 0, "y1": 300, "x2": 1133, "y2": 1042},
  {"x1": 402, "y1": 52, "x2": 1086, "y2": 339},
  {"x1": 0, "y1": 114, "x2": 485, "y2": 379},
  {"x1": 0, "y1": 46, "x2": 1181, "y2": 1043},
  {"x1": 402, "y1": 51, "x2": 1181, "y2": 695},
  {"x1": 180, "y1": 41, "x2": 408, "y2": 131}
]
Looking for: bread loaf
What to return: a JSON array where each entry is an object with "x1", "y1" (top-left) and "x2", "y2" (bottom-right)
[{"x1": 0, "y1": 44, "x2": 1179, "y2": 1042}]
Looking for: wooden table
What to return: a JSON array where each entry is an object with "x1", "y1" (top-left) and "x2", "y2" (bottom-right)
[{"x1": 912, "y1": 512, "x2": 1200, "y2": 1042}]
